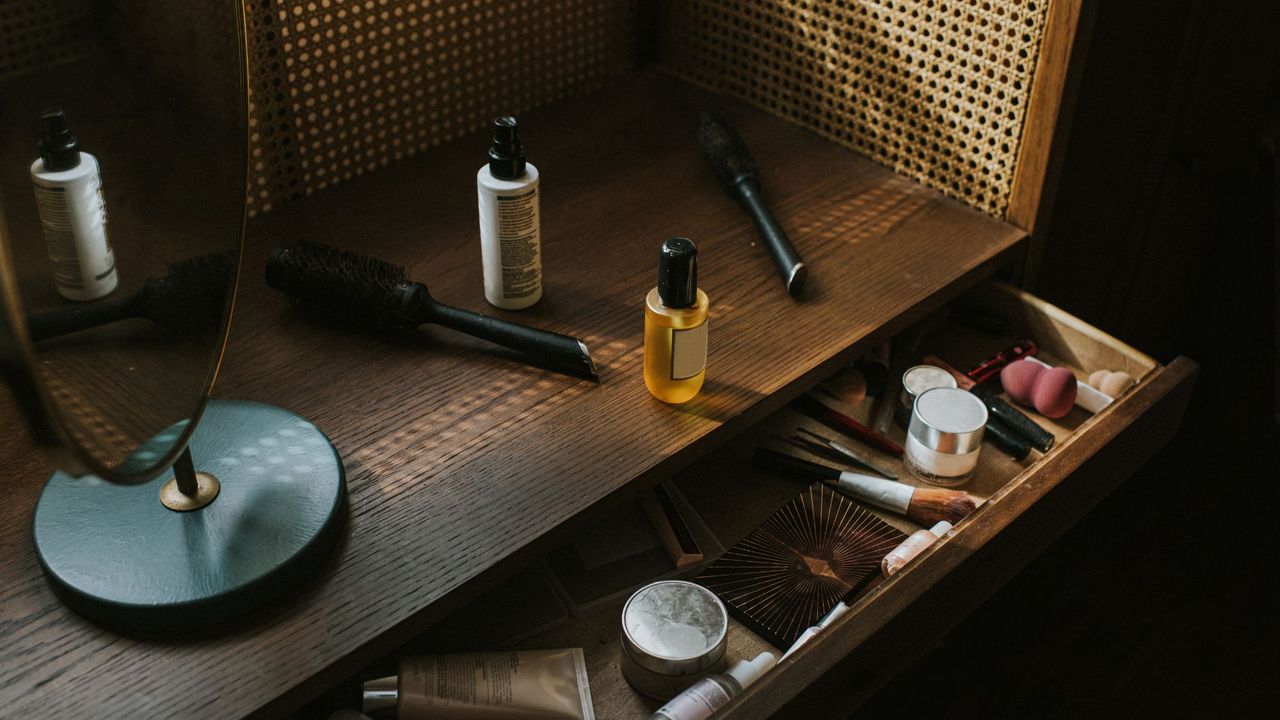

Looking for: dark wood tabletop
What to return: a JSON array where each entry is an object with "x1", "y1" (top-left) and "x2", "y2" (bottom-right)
[{"x1": 0, "y1": 72, "x2": 1026, "y2": 718}]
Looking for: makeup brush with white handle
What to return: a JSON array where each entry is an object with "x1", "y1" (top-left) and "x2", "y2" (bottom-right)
[{"x1": 754, "y1": 447, "x2": 977, "y2": 525}]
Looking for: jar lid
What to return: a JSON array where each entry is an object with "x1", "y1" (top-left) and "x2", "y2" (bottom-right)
[
  {"x1": 621, "y1": 580, "x2": 727, "y2": 676},
  {"x1": 909, "y1": 387, "x2": 987, "y2": 454},
  {"x1": 901, "y1": 365, "x2": 958, "y2": 399}
]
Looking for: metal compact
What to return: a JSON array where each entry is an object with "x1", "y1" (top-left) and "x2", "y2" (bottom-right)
[{"x1": 620, "y1": 580, "x2": 729, "y2": 698}]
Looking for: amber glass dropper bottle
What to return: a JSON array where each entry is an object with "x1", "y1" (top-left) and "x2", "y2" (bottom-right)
[{"x1": 644, "y1": 237, "x2": 709, "y2": 403}]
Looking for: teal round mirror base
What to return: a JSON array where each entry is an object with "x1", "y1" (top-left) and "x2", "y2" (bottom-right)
[{"x1": 32, "y1": 400, "x2": 346, "y2": 633}]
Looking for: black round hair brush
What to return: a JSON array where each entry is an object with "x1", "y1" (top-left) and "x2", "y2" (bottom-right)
[
  {"x1": 697, "y1": 111, "x2": 807, "y2": 297},
  {"x1": 265, "y1": 240, "x2": 598, "y2": 381},
  {"x1": 26, "y1": 252, "x2": 234, "y2": 341}
]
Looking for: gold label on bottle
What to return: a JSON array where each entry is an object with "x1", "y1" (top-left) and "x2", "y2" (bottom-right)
[{"x1": 670, "y1": 321, "x2": 708, "y2": 380}]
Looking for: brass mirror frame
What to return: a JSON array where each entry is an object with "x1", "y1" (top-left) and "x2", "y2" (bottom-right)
[{"x1": 0, "y1": 2, "x2": 249, "y2": 485}]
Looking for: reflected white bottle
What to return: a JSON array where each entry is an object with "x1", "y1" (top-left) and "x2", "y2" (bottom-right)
[
  {"x1": 477, "y1": 116, "x2": 542, "y2": 310},
  {"x1": 30, "y1": 108, "x2": 117, "y2": 301},
  {"x1": 650, "y1": 652, "x2": 776, "y2": 720}
]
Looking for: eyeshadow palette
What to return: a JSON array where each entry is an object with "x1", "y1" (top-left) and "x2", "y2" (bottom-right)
[{"x1": 698, "y1": 482, "x2": 907, "y2": 648}]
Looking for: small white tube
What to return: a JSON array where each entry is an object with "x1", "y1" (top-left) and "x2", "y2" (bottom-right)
[
  {"x1": 881, "y1": 521, "x2": 952, "y2": 577},
  {"x1": 780, "y1": 601, "x2": 852, "y2": 660}
]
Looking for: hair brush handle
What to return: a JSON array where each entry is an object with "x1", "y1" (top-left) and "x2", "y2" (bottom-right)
[
  {"x1": 736, "y1": 178, "x2": 807, "y2": 296},
  {"x1": 426, "y1": 301, "x2": 598, "y2": 381},
  {"x1": 25, "y1": 295, "x2": 142, "y2": 341}
]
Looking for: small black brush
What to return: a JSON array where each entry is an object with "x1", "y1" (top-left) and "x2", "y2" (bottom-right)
[
  {"x1": 697, "y1": 111, "x2": 807, "y2": 296},
  {"x1": 266, "y1": 240, "x2": 598, "y2": 381},
  {"x1": 26, "y1": 252, "x2": 234, "y2": 341}
]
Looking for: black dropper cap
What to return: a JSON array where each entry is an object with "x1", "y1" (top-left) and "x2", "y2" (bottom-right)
[
  {"x1": 39, "y1": 108, "x2": 81, "y2": 172},
  {"x1": 657, "y1": 237, "x2": 698, "y2": 308},
  {"x1": 488, "y1": 116, "x2": 527, "y2": 180}
]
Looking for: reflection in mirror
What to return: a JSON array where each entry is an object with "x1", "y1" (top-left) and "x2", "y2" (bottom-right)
[
  {"x1": 0, "y1": 0, "x2": 244, "y2": 480},
  {"x1": 1, "y1": 0, "x2": 347, "y2": 634}
]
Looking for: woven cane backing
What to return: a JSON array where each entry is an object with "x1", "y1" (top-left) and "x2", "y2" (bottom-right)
[
  {"x1": 0, "y1": 0, "x2": 102, "y2": 81},
  {"x1": 243, "y1": 0, "x2": 637, "y2": 213},
  {"x1": 659, "y1": 0, "x2": 1051, "y2": 218}
]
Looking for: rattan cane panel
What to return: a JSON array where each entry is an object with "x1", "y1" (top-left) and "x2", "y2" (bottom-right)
[
  {"x1": 244, "y1": 0, "x2": 637, "y2": 214},
  {"x1": 660, "y1": 0, "x2": 1051, "y2": 218},
  {"x1": 0, "y1": 0, "x2": 101, "y2": 81}
]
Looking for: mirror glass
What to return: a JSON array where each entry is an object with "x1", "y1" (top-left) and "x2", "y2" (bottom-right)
[{"x1": 0, "y1": 0, "x2": 245, "y2": 480}]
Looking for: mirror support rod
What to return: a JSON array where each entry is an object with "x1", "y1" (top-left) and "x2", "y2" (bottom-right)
[{"x1": 174, "y1": 447, "x2": 199, "y2": 497}]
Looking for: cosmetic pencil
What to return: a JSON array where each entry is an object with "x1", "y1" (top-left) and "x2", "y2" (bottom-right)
[
  {"x1": 782, "y1": 435, "x2": 858, "y2": 470},
  {"x1": 925, "y1": 355, "x2": 1056, "y2": 453},
  {"x1": 790, "y1": 393, "x2": 904, "y2": 457},
  {"x1": 697, "y1": 112, "x2": 807, "y2": 296},
  {"x1": 796, "y1": 427, "x2": 898, "y2": 479},
  {"x1": 754, "y1": 447, "x2": 976, "y2": 525}
]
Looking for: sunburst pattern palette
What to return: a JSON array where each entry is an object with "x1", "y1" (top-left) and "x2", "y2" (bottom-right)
[{"x1": 698, "y1": 482, "x2": 907, "y2": 649}]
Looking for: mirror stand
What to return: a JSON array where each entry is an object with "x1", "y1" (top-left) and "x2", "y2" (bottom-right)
[
  {"x1": 158, "y1": 446, "x2": 222, "y2": 511},
  {"x1": 32, "y1": 399, "x2": 347, "y2": 632}
]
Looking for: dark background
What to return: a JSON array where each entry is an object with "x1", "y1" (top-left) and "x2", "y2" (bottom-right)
[{"x1": 859, "y1": 2, "x2": 1279, "y2": 717}]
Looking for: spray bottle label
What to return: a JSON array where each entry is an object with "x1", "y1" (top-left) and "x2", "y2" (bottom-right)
[
  {"x1": 670, "y1": 321, "x2": 708, "y2": 380},
  {"x1": 654, "y1": 677, "x2": 731, "y2": 720}
]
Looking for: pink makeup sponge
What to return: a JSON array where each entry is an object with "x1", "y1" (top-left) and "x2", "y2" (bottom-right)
[
  {"x1": 1033, "y1": 367, "x2": 1077, "y2": 418},
  {"x1": 1000, "y1": 359, "x2": 1077, "y2": 418},
  {"x1": 999, "y1": 359, "x2": 1041, "y2": 404}
]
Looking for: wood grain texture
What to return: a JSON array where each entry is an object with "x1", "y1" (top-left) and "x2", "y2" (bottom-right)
[{"x1": 0, "y1": 72, "x2": 1027, "y2": 719}]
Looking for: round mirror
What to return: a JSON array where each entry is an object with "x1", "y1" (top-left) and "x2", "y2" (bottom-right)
[
  {"x1": 0, "y1": 1, "x2": 346, "y2": 631},
  {"x1": 0, "y1": 0, "x2": 243, "y2": 481}
]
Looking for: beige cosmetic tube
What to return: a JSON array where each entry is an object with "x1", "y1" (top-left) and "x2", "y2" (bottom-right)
[{"x1": 363, "y1": 649, "x2": 595, "y2": 720}]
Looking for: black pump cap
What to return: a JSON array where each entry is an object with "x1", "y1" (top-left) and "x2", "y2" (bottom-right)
[
  {"x1": 657, "y1": 237, "x2": 698, "y2": 308},
  {"x1": 39, "y1": 108, "x2": 81, "y2": 172},
  {"x1": 488, "y1": 116, "x2": 527, "y2": 180}
]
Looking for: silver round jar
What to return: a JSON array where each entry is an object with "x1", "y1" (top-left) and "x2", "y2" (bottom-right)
[
  {"x1": 905, "y1": 386, "x2": 988, "y2": 486},
  {"x1": 620, "y1": 580, "x2": 728, "y2": 699}
]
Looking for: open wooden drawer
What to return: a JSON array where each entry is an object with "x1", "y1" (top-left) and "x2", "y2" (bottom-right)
[{"x1": 468, "y1": 281, "x2": 1198, "y2": 719}]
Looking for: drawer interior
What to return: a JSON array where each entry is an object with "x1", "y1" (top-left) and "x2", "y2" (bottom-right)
[{"x1": 314, "y1": 281, "x2": 1168, "y2": 718}]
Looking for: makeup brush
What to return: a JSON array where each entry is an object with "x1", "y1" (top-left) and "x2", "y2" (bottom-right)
[
  {"x1": 26, "y1": 252, "x2": 233, "y2": 341},
  {"x1": 697, "y1": 112, "x2": 807, "y2": 296},
  {"x1": 266, "y1": 240, "x2": 598, "y2": 380},
  {"x1": 754, "y1": 447, "x2": 977, "y2": 525}
]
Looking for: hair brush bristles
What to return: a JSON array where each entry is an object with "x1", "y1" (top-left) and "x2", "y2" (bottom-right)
[
  {"x1": 697, "y1": 111, "x2": 757, "y2": 188},
  {"x1": 139, "y1": 252, "x2": 234, "y2": 330},
  {"x1": 266, "y1": 240, "x2": 415, "y2": 326},
  {"x1": 907, "y1": 488, "x2": 978, "y2": 525}
]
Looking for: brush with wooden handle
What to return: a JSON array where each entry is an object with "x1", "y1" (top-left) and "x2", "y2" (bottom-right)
[{"x1": 754, "y1": 447, "x2": 976, "y2": 525}]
